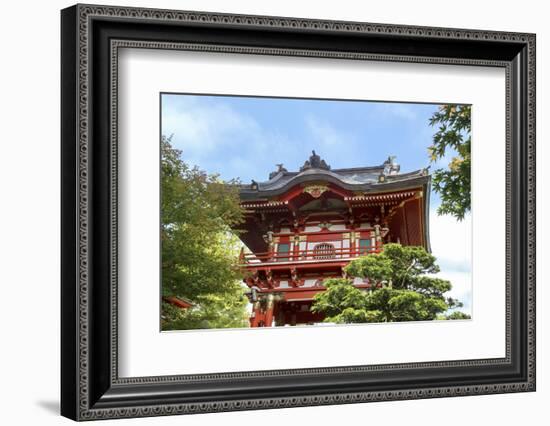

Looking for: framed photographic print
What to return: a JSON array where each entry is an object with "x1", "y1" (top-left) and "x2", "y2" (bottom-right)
[{"x1": 61, "y1": 4, "x2": 536, "y2": 421}]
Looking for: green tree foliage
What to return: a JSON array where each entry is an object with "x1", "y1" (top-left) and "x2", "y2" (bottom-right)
[
  {"x1": 161, "y1": 135, "x2": 249, "y2": 330},
  {"x1": 429, "y1": 104, "x2": 471, "y2": 220},
  {"x1": 441, "y1": 311, "x2": 472, "y2": 320},
  {"x1": 162, "y1": 294, "x2": 249, "y2": 331},
  {"x1": 312, "y1": 244, "x2": 470, "y2": 323}
]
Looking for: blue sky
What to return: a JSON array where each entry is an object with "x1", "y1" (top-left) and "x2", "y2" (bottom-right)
[
  {"x1": 162, "y1": 94, "x2": 439, "y2": 188},
  {"x1": 161, "y1": 93, "x2": 472, "y2": 315}
]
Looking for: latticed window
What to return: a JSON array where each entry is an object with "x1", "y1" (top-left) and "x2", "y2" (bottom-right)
[
  {"x1": 277, "y1": 243, "x2": 290, "y2": 262},
  {"x1": 359, "y1": 239, "x2": 371, "y2": 255},
  {"x1": 313, "y1": 243, "x2": 336, "y2": 259}
]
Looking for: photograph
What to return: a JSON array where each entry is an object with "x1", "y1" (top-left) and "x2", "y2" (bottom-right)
[
  {"x1": 57, "y1": 3, "x2": 536, "y2": 420},
  {"x1": 160, "y1": 94, "x2": 472, "y2": 331}
]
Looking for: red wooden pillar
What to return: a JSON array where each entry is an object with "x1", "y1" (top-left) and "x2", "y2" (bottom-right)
[
  {"x1": 249, "y1": 301, "x2": 262, "y2": 327},
  {"x1": 293, "y1": 235, "x2": 300, "y2": 261},
  {"x1": 264, "y1": 294, "x2": 275, "y2": 327},
  {"x1": 351, "y1": 231, "x2": 357, "y2": 258}
]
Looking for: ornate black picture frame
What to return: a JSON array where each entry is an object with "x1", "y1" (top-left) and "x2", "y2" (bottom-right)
[{"x1": 61, "y1": 4, "x2": 536, "y2": 421}]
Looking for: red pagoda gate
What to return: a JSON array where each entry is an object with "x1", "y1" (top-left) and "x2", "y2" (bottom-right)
[{"x1": 237, "y1": 151, "x2": 431, "y2": 327}]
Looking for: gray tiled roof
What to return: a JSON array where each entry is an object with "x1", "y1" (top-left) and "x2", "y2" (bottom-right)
[{"x1": 240, "y1": 152, "x2": 429, "y2": 200}]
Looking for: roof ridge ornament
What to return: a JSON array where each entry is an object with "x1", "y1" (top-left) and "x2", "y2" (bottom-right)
[
  {"x1": 268, "y1": 163, "x2": 288, "y2": 180},
  {"x1": 383, "y1": 155, "x2": 400, "y2": 175},
  {"x1": 300, "y1": 150, "x2": 331, "y2": 172}
]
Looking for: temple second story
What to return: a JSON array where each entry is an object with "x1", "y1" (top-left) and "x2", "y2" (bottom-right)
[{"x1": 235, "y1": 151, "x2": 431, "y2": 327}]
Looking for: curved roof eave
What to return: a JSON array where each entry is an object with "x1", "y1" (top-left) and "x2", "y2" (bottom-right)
[
  {"x1": 240, "y1": 172, "x2": 430, "y2": 201},
  {"x1": 421, "y1": 177, "x2": 432, "y2": 253}
]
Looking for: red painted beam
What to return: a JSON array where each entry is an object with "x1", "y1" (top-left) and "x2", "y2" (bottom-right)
[{"x1": 162, "y1": 296, "x2": 194, "y2": 309}]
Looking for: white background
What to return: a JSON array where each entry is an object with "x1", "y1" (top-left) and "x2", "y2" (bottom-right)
[
  {"x1": 119, "y1": 49, "x2": 505, "y2": 377},
  {"x1": 0, "y1": 0, "x2": 547, "y2": 425}
]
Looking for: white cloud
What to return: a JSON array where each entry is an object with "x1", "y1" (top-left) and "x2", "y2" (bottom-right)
[
  {"x1": 305, "y1": 115, "x2": 353, "y2": 148},
  {"x1": 430, "y1": 209, "x2": 471, "y2": 272},
  {"x1": 162, "y1": 97, "x2": 266, "y2": 156},
  {"x1": 372, "y1": 103, "x2": 418, "y2": 121},
  {"x1": 161, "y1": 97, "x2": 294, "y2": 181},
  {"x1": 436, "y1": 270, "x2": 472, "y2": 315},
  {"x1": 429, "y1": 209, "x2": 472, "y2": 314}
]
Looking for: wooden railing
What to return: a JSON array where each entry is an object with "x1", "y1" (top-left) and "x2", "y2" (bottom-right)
[{"x1": 240, "y1": 242, "x2": 383, "y2": 265}]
